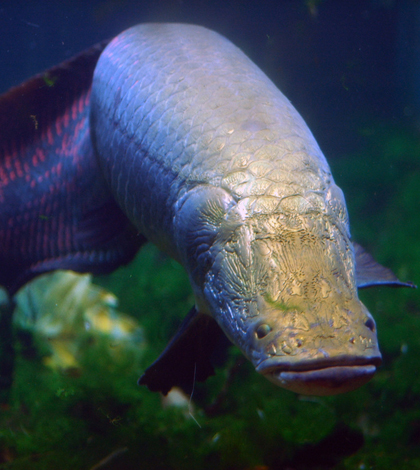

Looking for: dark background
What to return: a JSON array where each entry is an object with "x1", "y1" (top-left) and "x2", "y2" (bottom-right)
[{"x1": 1, "y1": 0, "x2": 420, "y2": 162}]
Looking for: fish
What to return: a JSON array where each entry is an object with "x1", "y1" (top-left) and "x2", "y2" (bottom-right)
[{"x1": 0, "y1": 23, "x2": 414, "y2": 396}]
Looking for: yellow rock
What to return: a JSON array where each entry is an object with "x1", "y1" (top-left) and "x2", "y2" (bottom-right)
[{"x1": 13, "y1": 271, "x2": 144, "y2": 370}]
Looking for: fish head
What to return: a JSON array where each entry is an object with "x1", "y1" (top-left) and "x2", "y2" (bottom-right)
[
  {"x1": 175, "y1": 187, "x2": 381, "y2": 396},
  {"x1": 202, "y1": 203, "x2": 381, "y2": 396}
]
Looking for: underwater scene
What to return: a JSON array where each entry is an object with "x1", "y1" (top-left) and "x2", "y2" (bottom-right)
[{"x1": 0, "y1": 1, "x2": 419, "y2": 469}]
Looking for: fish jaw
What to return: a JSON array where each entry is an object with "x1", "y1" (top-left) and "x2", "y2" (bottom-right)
[
  {"x1": 257, "y1": 360, "x2": 380, "y2": 396},
  {"x1": 234, "y1": 299, "x2": 382, "y2": 395},
  {"x1": 240, "y1": 293, "x2": 383, "y2": 395}
]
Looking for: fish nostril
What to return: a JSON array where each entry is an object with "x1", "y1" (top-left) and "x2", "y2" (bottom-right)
[
  {"x1": 364, "y1": 318, "x2": 375, "y2": 332},
  {"x1": 256, "y1": 323, "x2": 272, "y2": 339}
]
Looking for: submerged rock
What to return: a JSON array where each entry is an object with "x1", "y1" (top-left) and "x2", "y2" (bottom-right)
[{"x1": 13, "y1": 270, "x2": 145, "y2": 370}]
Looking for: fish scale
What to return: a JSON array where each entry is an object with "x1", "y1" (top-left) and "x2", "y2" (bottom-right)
[{"x1": 91, "y1": 24, "x2": 333, "y2": 240}]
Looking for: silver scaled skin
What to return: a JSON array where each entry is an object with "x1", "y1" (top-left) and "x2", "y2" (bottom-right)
[{"x1": 91, "y1": 23, "x2": 381, "y2": 395}]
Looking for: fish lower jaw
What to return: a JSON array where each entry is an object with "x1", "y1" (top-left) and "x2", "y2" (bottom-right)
[{"x1": 257, "y1": 358, "x2": 381, "y2": 396}]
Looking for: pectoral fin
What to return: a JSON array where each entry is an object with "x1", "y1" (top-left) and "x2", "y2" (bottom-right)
[
  {"x1": 138, "y1": 307, "x2": 227, "y2": 395},
  {"x1": 354, "y1": 242, "x2": 416, "y2": 289}
]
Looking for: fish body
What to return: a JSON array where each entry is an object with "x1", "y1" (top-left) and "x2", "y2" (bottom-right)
[
  {"x1": 91, "y1": 24, "x2": 379, "y2": 395},
  {"x1": 0, "y1": 24, "x2": 413, "y2": 396}
]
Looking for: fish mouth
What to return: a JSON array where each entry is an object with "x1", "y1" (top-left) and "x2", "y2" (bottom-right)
[{"x1": 256, "y1": 356, "x2": 382, "y2": 396}]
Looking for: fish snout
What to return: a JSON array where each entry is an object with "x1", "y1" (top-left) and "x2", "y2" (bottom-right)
[{"x1": 246, "y1": 308, "x2": 382, "y2": 396}]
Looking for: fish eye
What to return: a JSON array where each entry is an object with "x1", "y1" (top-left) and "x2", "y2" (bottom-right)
[
  {"x1": 364, "y1": 318, "x2": 375, "y2": 332},
  {"x1": 256, "y1": 323, "x2": 272, "y2": 339}
]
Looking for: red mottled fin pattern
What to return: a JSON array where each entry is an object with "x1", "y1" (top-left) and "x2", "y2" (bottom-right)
[{"x1": 0, "y1": 43, "x2": 144, "y2": 295}]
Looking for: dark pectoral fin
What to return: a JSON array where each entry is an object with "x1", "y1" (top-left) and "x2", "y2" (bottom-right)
[
  {"x1": 354, "y1": 242, "x2": 416, "y2": 289},
  {"x1": 139, "y1": 307, "x2": 227, "y2": 395},
  {"x1": 0, "y1": 42, "x2": 144, "y2": 295}
]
